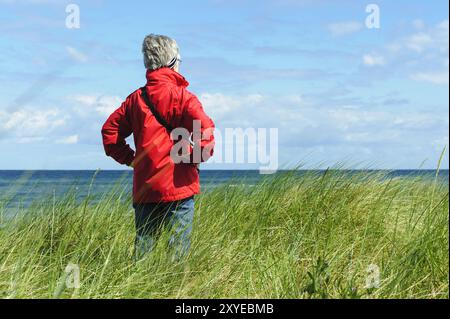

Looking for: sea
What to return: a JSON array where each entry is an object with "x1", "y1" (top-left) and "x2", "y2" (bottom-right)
[{"x1": 0, "y1": 170, "x2": 448, "y2": 212}]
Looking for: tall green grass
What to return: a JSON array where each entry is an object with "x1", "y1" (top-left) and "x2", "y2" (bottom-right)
[{"x1": 0, "y1": 170, "x2": 448, "y2": 299}]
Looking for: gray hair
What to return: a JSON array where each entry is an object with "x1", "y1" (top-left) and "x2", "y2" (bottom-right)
[{"x1": 142, "y1": 34, "x2": 180, "y2": 71}]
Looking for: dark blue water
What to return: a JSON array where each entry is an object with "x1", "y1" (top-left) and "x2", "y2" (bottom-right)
[{"x1": 0, "y1": 170, "x2": 448, "y2": 210}]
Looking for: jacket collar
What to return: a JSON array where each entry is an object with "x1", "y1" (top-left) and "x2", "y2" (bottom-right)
[{"x1": 146, "y1": 67, "x2": 189, "y2": 87}]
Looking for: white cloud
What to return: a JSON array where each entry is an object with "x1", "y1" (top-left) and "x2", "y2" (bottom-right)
[
  {"x1": 411, "y1": 71, "x2": 449, "y2": 85},
  {"x1": 66, "y1": 46, "x2": 88, "y2": 63},
  {"x1": 199, "y1": 93, "x2": 264, "y2": 123},
  {"x1": 362, "y1": 54, "x2": 385, "y2": 67},
  {"x1": 0, "y1": 90, "x2": 447, "y2": 169},
  {"x1": 196, "y1": 92, "x2": 448, "y2": 168},
  {"x1": 0, "y1": 93, "x2": 123, "y2": 145},
  {"x1": 56, "y1": 135, "x2": 79, "y2": 144},
  {"x1": 372, "y1": 19, "x2": 449, "y2": 86},
  {"x1": 71, "y1": 94, "x2": 123, "y2": 117},
  {"x1": 391, "y1": 19, "x2": 449, "y2": 54},
  {"x1": 200, "y1": 92, "x2": 445, "y2": 138},
  {"x1": 0, "y1": 109, "x2": 65, "y2": 132},
  {"x1": 72, "y1": 95, "x2": 98, "y2": 106},
  {"x1": 0, "y1": 108, "x2": 67, "y2": 141},
  {"x1": 328, "y1": 21, "x2": 363, "y2": 36},
  {"x1": 404, "y1": 32, "x2": 434, "y2": 53},
  {"x1": 93, "y1": 96, "x2": 123, "y2": 117}
]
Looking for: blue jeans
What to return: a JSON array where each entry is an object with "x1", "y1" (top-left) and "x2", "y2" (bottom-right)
[{"x1": 133, "y1": 196, "x2": 194, "y2": 259}]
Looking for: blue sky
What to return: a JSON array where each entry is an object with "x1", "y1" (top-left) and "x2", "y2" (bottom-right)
[{"x1": 0, "y1": 0, "x2": 448, "y2": 170}]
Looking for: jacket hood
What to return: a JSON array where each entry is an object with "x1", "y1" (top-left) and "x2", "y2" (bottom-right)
[{"x1": 146, "y1": 67, "x2": 189, "y2": 88}]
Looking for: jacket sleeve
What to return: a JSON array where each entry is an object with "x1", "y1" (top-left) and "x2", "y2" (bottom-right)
[
  {"x1": 181, "y1": 91, "x2": 215, "y2": 163},
  {"x1": 101, "y1": 96, "x2": 135, "y2": 166}
]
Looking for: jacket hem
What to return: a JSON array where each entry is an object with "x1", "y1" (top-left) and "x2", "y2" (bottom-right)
[{"x1": 132, "y1": 188, "x2": 199, "y2": 204}]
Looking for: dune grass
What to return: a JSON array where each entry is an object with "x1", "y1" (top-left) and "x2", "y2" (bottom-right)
[{"x1": 0, "y1": 169, "x2": 448, "y2": 299}]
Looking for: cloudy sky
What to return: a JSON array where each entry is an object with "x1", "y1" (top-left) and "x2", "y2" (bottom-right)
[{"x1": 0, "y1": 0, "x2": 448, "y2": 170}]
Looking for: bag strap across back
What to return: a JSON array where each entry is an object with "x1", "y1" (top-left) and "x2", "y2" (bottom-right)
[{"x1": 140, "y1": 87, "x2": 173, "y2": 132}]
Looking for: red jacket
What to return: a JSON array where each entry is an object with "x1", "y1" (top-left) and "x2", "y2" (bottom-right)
[{"x1": 101, "y1": 68, "x2": 215, "y2": 203}]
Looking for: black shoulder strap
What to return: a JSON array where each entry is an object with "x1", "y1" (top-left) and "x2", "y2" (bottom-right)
[{"x1": 140, "y1": 87, "x2": 173, "y2": 132}]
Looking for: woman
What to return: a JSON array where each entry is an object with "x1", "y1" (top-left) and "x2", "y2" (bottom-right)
[{"x1": 101, "y1": 34, "x2": 215, "y2": 258}]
